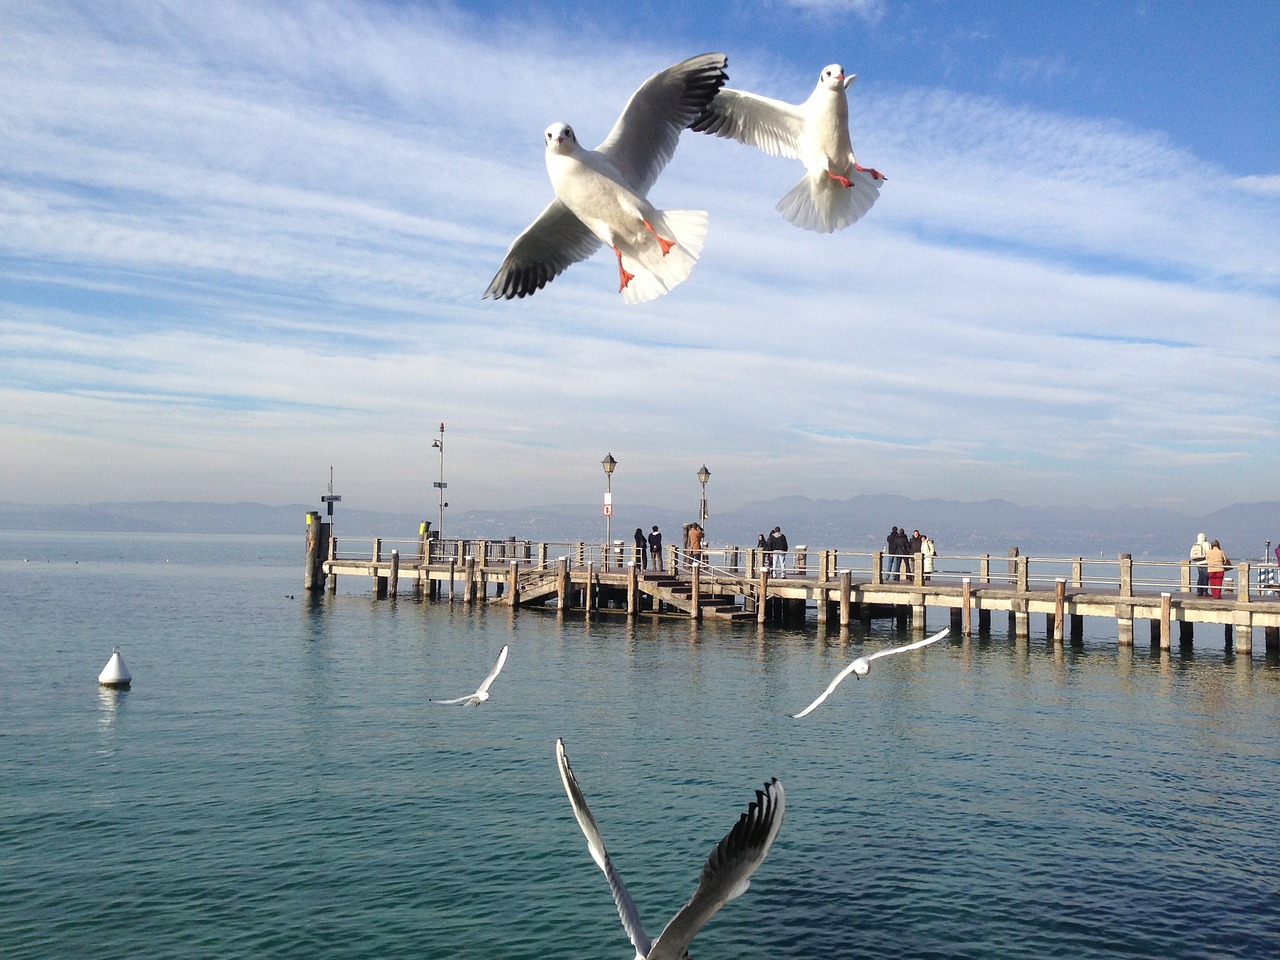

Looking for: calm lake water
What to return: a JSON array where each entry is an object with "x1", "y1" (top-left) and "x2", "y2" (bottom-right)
[{"x1": 2, "y1": 531, "x2": 1278, "y2": 960}]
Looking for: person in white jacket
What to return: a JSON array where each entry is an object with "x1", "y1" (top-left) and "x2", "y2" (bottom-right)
[
  {"x1": 1189, "y1": 532, "x2": 1209, "y2": 596},
  {"x1": 922, "y1": 536, "x2": 937, "y2": 582}
]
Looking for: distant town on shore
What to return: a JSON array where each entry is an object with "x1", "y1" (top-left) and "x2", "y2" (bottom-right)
[{"x1": 3, "y1": 495, "x2": 1276, "y2": 560}]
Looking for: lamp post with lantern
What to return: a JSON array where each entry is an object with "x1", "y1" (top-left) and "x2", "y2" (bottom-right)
[{"x1": 602, "y1": 453, "x2": 617, "y2": 568}]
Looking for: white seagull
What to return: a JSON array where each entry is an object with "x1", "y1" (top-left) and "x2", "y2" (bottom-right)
[
  {"x1": 432, "y1": 644, "x2": 508, "y2": 706},
  {"x1": 555, "y1": 738, "x2": 784, "y2": 960},
  {"x1": 484, "y1": 53, "x2": 729, "y2": 304},
  {"x1": 691, "y1": 63, "x2": 884, "y2": 233},
  {"x1": 792, "y1": 628, "x2": 949, "y2": 719}
]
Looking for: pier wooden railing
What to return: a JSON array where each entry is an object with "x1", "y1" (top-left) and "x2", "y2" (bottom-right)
[{"x1": 320, "y1": 535, "x2": 1280, "y2": 603}]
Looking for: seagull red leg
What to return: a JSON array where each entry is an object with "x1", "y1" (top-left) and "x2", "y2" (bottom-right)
[
  {"x1": 854, "y1": 162, "x2": 886, "y2": 181},
  {"x1": 613, "y1": 247, "x2": 634, "y2": 291},
  {"x1": 641, "y1": 219, "x2": 676, "y2": 256},
  {"x1": 825, "y1": 170, "x2": 854, "y2": 188}
]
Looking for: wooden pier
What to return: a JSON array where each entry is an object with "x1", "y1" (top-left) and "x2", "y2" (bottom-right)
[{"x1": 303, "y1": 514, "x2": 1280, "y2": 656}]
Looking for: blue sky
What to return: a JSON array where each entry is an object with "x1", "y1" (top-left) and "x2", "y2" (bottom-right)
[{"x1": 2, "y1": 0, "x2": 1277, "y2": 522}]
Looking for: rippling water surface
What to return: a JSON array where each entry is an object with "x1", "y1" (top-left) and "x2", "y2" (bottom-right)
[{"x1": 2, "y1": 531, "x2": 1278, "y2": 959}]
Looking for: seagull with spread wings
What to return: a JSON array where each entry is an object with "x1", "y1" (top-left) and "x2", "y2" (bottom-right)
[
  {"x1": 792, "y1": 628, "x2": 949, "y2": 719},
  {"x1": 484, "y1": 53, "x2": 728, "y2": 303},
  {"x1": 691, "y1": 63, "x2": 884, "y2": 233},
  {"x1": 554, "y1": 738, "x2": 784, "y2": 959},
  {"x1": 432, "y1": 644, "x2": 508, "y2": 706}
]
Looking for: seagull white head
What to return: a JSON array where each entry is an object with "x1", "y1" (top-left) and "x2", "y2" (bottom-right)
[
  {"x1": 819, "y1": 63, "x2": 855, "y2": 91},
  {"x1": 544, "y1": 122, "x2": 576, "y2": 152}
]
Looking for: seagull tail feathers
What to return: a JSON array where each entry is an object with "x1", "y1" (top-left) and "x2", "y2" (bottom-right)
[
  {"x1": 775, "y1": 168, "x2": 881, "y2": 233},
  {"x1": 619, "y1": 209, "x2": 707, "y2": 304}
]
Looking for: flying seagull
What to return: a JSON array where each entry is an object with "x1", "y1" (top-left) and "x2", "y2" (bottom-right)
[
  {"x1": 792, "y1": 628, "x2": 949, "y2": 719},
  {"x1": 484, "y1": 53, "x2": 729, "y2": 304},
  {"x1": 554, "y1": 738, "x2": 784, "y2": 959},
  {"x1": 433, "y1": 644, "x2": 508, "y2": 706},
  {"x1": 691, "y1": 63, "x2": 884, "y2": 233}
]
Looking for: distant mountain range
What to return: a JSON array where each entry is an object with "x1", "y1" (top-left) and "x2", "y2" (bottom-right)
[{"x1": 2, "y1": 496, "x2": 1277, "y2": 559}]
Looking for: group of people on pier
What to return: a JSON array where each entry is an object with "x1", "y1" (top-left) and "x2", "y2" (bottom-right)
[
  {"x1": 1187, "y1": 533, "x2": 1277, "y2": 599},
  {"x1": 886, "y1": 526, "x2": 937, "y2": 582}
]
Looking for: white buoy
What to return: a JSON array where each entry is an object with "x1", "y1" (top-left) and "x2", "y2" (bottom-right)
[{"x1": 98, "y1": 647, "x2": 132, "y2": 688}]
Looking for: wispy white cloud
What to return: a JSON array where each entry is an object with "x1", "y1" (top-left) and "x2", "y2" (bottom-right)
[
  {"x1": 779, "y1": 0, "x2": 887, "y2": 26},
  {"x1": 0, "y1": 0, "x2": 1276, "y2": 517}
]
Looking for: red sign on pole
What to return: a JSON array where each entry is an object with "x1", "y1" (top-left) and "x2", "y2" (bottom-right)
[{"x1": 603, "y1": 504, "x2": 612, "y2": 517}]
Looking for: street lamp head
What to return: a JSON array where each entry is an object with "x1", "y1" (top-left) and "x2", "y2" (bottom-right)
[
  {"x1": 697, "y1": 464, "x2": 710, "y2": 485},
  {"x1": 602, "y1": 453, "x2": 617, "y2": 475}
]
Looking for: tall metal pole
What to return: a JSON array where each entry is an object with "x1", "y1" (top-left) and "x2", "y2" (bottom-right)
[
  {"x1": 697, "y1": 464, "x2": 710, "y2": 537},
  {"x1": 602, "y1": 453, "x2": 617, "y2": 570},
  {"x1": 432, "y1": 423, "x2": 446, "y2": 546}
]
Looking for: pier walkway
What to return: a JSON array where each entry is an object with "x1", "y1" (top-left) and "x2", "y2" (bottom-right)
[{"x1": 303, "y1": 517, "x2": 1280, "y2": 657}]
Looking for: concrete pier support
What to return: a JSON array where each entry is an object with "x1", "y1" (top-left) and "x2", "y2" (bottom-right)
[
  {"x1": 1234, "y1": 619, "x2": 1253, "y2": 656},
  {"x1": 1117, "y1": 603, "x2": 1134, "y2": 646},
  {"x1": 1159, "y1": 593, "x2": 1171, "y2": 650}
]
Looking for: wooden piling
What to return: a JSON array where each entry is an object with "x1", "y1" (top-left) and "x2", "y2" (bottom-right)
[
  {"x1": 1159, "y1": 592, "x2": 1171, "y2": 650},
  {"x1": 463, "y1": 556, "x2": 476, "y2": 604},
  {"x1": 691, "y1": 562, "x2": 701, "y2": 621},
  {"x1": 389, "y1": 550, "x2": 399, "y2": 599},
  {"x1": 627, "y1": 562, "x2": 638, "y2": 615},
  {"x1": 507, "y1": 560, "x2": 520, "y2": 607},
  {"x1": 757, "y1": 569, "x2": 769, "y2": 624},
  {"x1": 557, "y1": 557, "x2": 570, "y2": 610},
  {"x1": 962, "y1": 577, "x2": 971, "y2": 636},
  {"x1": 1053, "y1": 578, "x2": 1065, "y2": 644},
  {"x1": 304, "y1": 511, "x2": 323, "y2": 591}
]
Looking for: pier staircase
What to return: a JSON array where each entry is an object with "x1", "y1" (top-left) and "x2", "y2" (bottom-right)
[{"x1": 639, "y1": 573, "x2": 754, "y2": 621}]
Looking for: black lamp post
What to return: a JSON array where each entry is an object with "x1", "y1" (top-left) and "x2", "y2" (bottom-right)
[
  {"x1": 697, "y1": 464, "x2": 710, "y2": 532},
  {"x1": 602, "y1": 453, "x2": 617, "y2": 568}
]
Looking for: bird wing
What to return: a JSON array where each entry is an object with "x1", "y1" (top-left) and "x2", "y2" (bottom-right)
[
  {"x1": 689, "y1": 87, "x2": 805, "y2": 161},
  {"x1": 790, "y1": 658, "x2": 863, "y2": 718},
  {"x1": 864, "y1": 628, "x2": 950, "y2": 664},
  {"x1": 596, "y1": 52, "x2": 729, "y2": 195},
  {"x1": 432, "y1": 695, "x2": 477, "y2": 706},
  {"x1": 647, "y1": 778, "x2": 785, "y2": 960},
  {"x1": 475, "y1": 644, "x2": 508, "y2": 696},
  {"x1": 483, "y1": 198, "x2": 602, "y2": 300},
  {"x1": 555, "y1": 739, "x2": 653, "y2": 959}
]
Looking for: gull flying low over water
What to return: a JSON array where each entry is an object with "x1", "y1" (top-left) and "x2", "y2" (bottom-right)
[
  {"x1": 555, "y1": 738, "x2": 784, "y2": 959},
  {"x1": 484, "y1": 53, "x2": 729, "y2": 304},
  {"x1": 691, "y1": 63, "x2": 884, "y2": 233},
  {"x1": 432, "y1": 644, "x2": 508, "y2": 706},
  {"x1": 792, "y1": 628, "x2": 949, "y2": 719}
]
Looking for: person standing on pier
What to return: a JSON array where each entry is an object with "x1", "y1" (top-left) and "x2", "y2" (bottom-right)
[
  {"x1": 886, "y1": 527, "x2": 901, "y2": 580},
  {"x1": 648, "y1": 525, "x2": 664, "y2": 572},
  {"x1": 907, "y1": 529, "x2": 923, "y2": 579},
  {"x1": 634, "y1": 527, "x2": 648, "y2": 570},
  {"x1": 1190, "y1": 532, "x2": 1210, "y2": 596},
  {"x1": 771, "y1": 526, "x2": 788, "y2": 578},
  {"x1": 922, "y1": 534, "x2": 936, "y2": 582},
  {"x1": 757, "y1": 533, "x2": 769, "y2": 572},
  {"x1": 688, "y1": 522, "x2": 705, "y2": 570},
  {"x1": 1205, "y1": 538, "x2": 1229, "y2": 599}
]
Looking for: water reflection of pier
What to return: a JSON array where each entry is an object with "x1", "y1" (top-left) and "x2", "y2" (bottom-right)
[{"x1": 303, "y1": 517, "x2": 1280, "y2": 657}]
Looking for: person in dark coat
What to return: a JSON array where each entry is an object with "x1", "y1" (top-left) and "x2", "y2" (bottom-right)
[
  {"x1": 771, "y1": 526, "x2": 788, "y2": 578},
  {"x1": 648, "y1": 525, "x2": 664, "y2": 572},
  {"x1": 887, "y1": 526, "x2": 903, "y2": 580},
  {"x1": 906, "y1": 529, "x2": 923, "y2": 579},
  {"x1": 634, "y1": 527, "x2": 648, "y2": 570}
]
